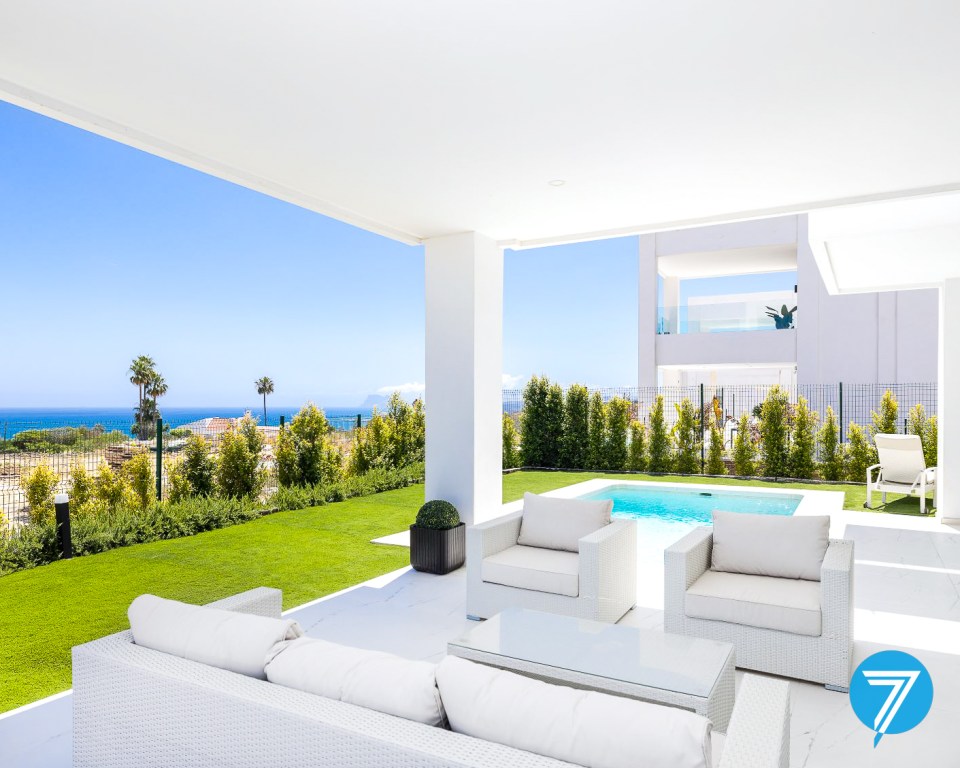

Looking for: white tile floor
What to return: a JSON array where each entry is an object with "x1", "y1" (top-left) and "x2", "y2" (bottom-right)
[{"x1": 3, "y1": 504, "x2": 960, "y2": 767}]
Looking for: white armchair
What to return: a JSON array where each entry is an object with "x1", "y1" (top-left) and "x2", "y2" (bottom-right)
[
  {"x1": 466, "y1": 495, "x2": 637, "y2": 623},
  {"x1": 665, "y1": 516, "x2": 854, "y2": 691}
]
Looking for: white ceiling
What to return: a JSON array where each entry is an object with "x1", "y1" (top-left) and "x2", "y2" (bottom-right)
[
  {"x1": 808, "y1": 192, "x2": 960, "y2": 294},
  {"x1": 2, "y1": 1, "x2": 960, "y2": 247},
  {"x1": 659, "y1": 245, "x2": 796, "y2": 279}
]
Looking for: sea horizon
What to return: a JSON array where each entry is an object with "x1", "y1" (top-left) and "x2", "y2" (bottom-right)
[{"x1": 0, "y1": 405, "x2": 376, "y2": 436}]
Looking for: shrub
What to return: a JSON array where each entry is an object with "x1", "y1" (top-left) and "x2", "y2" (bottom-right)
[
  {"x1": 179, "y1": 434, "x2": 216, "y2": 497},
  {"x1": 759, "y1": 385, "x2": 790, "y2": 477},
  {"x1": 587, "y1": 391, "x2": 607, "y2": 470},
  {"x1": 123, "y1": 453, "x2": 154, "y2": 511},
  {"x1": 520, "y1": 376, "x2": 554, "y2": 467},
  {"x1": 705, "y1": 417, "x2": 726, "y2": 475},
  {"x1": 542, "y1": 382, "x2": 565, "y2": 467},
  {"x1": 69, "y1": 463, "x2": 94, "y2": 511},
  {"x1": 732, "y1": 413, "x2": 756, "y2": 476},
  {"x1": 166, "y1": 458, "x2": 192, "y2": 504},
  {"x1": 647, "y1": 395, "x2": 672, "y2": 472},
  {"x1": 385, "y1": 393, "x2": 426, "y2": 468},
  {"x1": 604, "y1": 397, "x2": 631, "y2": 470},
  {"x1": 22, "y1": 463, "x2": 59, "y2": 523},
  {"x1": 627, "y1": 421, "x2": 647, "y2": 471},
  {"x1": 846, "y1": 423, "x2": 874, "y2": 482},
  {"x1": 349, "y1": 410, "x2": 393, "y2": 473},
  {"x1": 216, "y1": 425, "x2": 266, "y2": 499},
  {"x1": 561, "y1": 384, "x2": 590, "y2": 469},
  {"x1": 817, "y1": 406, "x2": 845, "y2": 481},
  {"x1": 169, "y1": 427, "x2": 192, "y2": 439},
  {"x1": 93, "y1": 462, "x2": 133, "y2": 510},
  {"x1": 908, "y1": 404, "x2": 937, "y2": 468},
  {"x1": 871, "y1": 390, "x2": 899, "y2": 437},
  {"x1": 673, "y1": 398, "x2": 701, "y2": 474},
  {"x1": 415, "y1": 499, "x2": 460, "y2": 529},
  {"x1": 787, "y1": 396, "x2": 818, "y2": 479},
  {"x1": 502, "y1": 413, "x2": 520, "y2": 469},
  {"x1": 279, "y1": 403, "x2": 343, "y2": 486}
]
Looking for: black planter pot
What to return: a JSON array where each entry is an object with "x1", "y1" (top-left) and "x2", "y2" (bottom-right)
[{"x1": 409, "y1": 523, "x2": 466, "y2": 575}]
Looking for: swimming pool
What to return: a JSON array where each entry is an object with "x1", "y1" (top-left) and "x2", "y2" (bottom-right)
[
  {"x1": 576, "y1": 483, "x2": 803, "y2": 554},
  {"x1": 578, "y1": 484, "x2": 801, "y2": 524}
]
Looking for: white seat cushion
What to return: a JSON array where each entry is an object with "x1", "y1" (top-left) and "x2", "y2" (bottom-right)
[
  {"x1": 128, "y1": 594, "x2": 303, "y2": 679},
  {"x1": 436, "y1": 655, "x2": 712, "y2": 768},
  {"x1": 685, "y1": 570, "x2": 822, "y2": 637},
  {"x1": 517, "y1": 492, "x2": 612, "y2": 552},
  {"x1": 265, "y1": 636, "x2": 446, "y2": 727},
  {"x1": 711, "y1": 511, "x2": 830, "y2": 581},
  {"x1": 481, "y1": 545, "x2": 579, "y2": 597}
]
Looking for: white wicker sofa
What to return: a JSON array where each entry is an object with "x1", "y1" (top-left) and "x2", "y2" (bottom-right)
[
  {"x1": 73, "y1": 587, "x2": 791, "y2": 768},
  {"x1": 665, "y1": 513, "x2": 854, "y2": 691},
  {"x1": 466, "y1": 493, "x2": 637, "y2": 622}
]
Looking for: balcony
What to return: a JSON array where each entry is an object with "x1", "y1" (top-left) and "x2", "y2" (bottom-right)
[{"x1": 658, "y1": 292, "x2": 797, "y2": 335}]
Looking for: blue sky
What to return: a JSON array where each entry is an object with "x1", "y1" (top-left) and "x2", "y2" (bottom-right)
[{"x1": 0, "y1": 100, "x2": 643, "y2": 407}]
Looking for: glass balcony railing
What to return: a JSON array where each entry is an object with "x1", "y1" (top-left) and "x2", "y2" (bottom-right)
[{"x1": 657, "y1": 297, "x2": 797, "y2": 334}]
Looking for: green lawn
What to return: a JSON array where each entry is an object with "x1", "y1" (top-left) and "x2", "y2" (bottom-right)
[{"x1": 0, "y1": 470, "x2": 929, "y2": 713}]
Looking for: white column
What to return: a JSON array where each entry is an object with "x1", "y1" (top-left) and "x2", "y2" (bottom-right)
[
  {"x1": 938, "y1": 280, "x2": 960, "y2": 519},
  {"x1": 424, "y1": 232, "x2": 503, "y2": 526},
  {"x1": 638, "y1": 235, "x2": 658, "y2": 387}
]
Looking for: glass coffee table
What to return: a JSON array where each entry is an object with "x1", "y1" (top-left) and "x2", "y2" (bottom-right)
[{"x1": 448, "y1": 608, "x2": 736, "y2": 732}]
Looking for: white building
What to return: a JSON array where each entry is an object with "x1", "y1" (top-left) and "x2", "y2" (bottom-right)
[{"x1": 639, "y1": 215, "x2": 939, "y2": 389}]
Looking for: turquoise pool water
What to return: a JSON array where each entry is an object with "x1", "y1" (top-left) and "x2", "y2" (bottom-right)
[{"x1": 577, "y1": 484, "x2": 802, "y2": 553}]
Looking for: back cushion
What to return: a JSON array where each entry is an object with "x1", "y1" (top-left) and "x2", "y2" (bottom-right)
[
  {"x1": 265, "y1": 636, "x2": 446, "y2": 727},
  {"x1": 128, "y1": 594, "x2": 302, "y2": 679},
  {"x1": 517, "y1": 492, "x2": 612, "y2": 552},
  {"x1": 711, "y1": 511, "x2": 830, "y2": 581},
  {"x1": 436, "y1": 656, "x2": 711, "y2": 768}
]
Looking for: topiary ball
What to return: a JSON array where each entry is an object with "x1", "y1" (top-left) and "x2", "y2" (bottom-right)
[{"x1": 415, "y1": 499, "x2": 460, "y2": 530}]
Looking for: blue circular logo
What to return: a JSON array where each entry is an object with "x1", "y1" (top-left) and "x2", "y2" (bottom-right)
[{"x1": 849, "y1": 650, "x2": 933, "y2": 747}]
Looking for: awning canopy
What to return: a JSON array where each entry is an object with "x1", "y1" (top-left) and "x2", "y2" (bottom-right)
[{"x1": 2, "y1": 1, "x2": 959, "y2": 248}]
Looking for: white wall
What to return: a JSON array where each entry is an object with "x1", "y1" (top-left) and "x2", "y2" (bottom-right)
[
  {"x1": 796, "y1": 216, "x2": 938, "y2": 385},
  {"x1": 656, "y1": 329, "x2": 796, "y2": 368},
  {"x1": 640, "y1": 216, "x2": 938, "y2": 388}
]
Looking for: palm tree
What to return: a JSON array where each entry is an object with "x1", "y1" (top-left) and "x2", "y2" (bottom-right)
[
  {"x1": 256, "y1": 376, "x2": 275, "y2": 425},
  {"x1": 129, "y1": 355, "x2": 156, "y2": 414}
]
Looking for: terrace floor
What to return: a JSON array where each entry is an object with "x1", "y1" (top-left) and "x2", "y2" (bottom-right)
[{"x1": 3, "y1": 492, "x2": 960, "y2": 767}]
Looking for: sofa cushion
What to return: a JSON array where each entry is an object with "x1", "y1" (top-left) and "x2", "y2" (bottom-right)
[
  {"x1": 436, "y1": 655, "x2": 712, "y2": 768},
  {"x1": 517, "y1": 492, "x2": 612, "y2": 553},
  {"x1": 481, "y1": 545, "x2": 579, "y2": 597},
  {"x1": 128, "y1": 594, "x2": 302, "y2": 679},
  {"x1": 685, "y1": 570, "x2": 822, "y2": 636},
  {"x1": 265, "y1": 636, "x2": 446, "y2": 727},
  {"x1": 711, "y1": 511, "x2": 830, "y2": 581}
]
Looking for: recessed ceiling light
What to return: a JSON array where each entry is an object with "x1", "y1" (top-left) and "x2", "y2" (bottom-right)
[{"x1": 548, "y1": 179, "x2": 566, "y2": 187}]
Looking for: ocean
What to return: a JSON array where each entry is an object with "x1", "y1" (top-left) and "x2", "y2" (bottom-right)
[{"x1": 0, "y1": 406, "x2": 375, "y2": 437}]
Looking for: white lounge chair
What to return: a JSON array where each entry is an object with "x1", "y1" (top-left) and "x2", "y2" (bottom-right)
[{"x1": 867, "y1": 434, "x2": 937, "y2": 514}]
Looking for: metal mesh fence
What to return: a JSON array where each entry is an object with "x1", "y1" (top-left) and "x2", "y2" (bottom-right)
[
  {"x1": 1, "y1": 412, "x2": 372, "y2": 526},
  {"x1": 507, "y1": 383, "x2": 937, "y2": 434}
]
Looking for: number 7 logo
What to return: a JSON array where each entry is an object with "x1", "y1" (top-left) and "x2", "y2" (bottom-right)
[{"x1": 862, "y1": 670, "x2": 920, "y2": 747}]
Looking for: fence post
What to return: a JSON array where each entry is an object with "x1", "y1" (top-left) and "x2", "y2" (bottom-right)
[
  {"x1": 356, "y1": 413, "x2": 362, "y2": 429},
  {"x1": 279, "y1": 415, "x2": 285, "y2": 431},
  {"x1": 838, "y1": 382, "x2": 844, "y2": 443},
  {"x1": 699, "y1": 383, "x2": 705, "y2": 474},
  {"x1": 155, "y1": 418, "x2": 163, "y2": 501}
]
